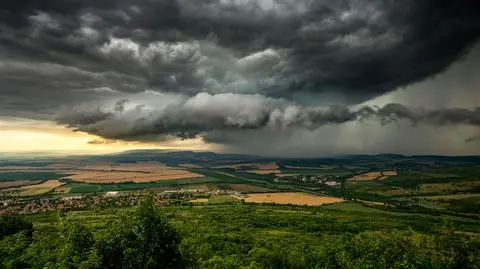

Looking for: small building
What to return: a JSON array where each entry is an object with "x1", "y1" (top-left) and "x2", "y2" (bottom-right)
[
  {"x1": 61, "y1": 195, "x2": 83, "y2": 201},
  {"x1": 105, "y1": 191, "x2": 119, "y2": 197}
]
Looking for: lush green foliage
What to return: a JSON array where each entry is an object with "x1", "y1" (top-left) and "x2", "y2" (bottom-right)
[
  {"x1": 0, "y1": 196, "x2": 184, "y2": 269},
  {"x1": 95, "y1": 195, "x2": 184, "y2": 269},
  {"x1": 0, "y1": 215, "x2": 33, "y2": 239},
  {"x1": 1, "y1": 201, "x2": 479, "y2": 269}
]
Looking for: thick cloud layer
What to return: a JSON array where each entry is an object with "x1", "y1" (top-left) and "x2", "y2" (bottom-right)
[
  {"x1": 1, "y1": 0, "x2": 479, "y2": 155},
  {"x1": 55, "y1": 93, "x2": 480, "y2": 143},
  {"x1": 1, "y1": 0, "x2": 480, "y2": 119}
]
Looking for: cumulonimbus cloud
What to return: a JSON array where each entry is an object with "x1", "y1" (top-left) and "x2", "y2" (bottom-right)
[
  {"x1": 55, "y1": 93, "x2": 480, "y2": 143},
  {"x1": 0, "y1": 0, "x2": 479, "y2": 119}
]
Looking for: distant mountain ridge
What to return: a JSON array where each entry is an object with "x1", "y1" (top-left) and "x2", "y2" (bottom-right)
[{"x1": 2, "y1": 150, "x2": 479, "y2": 165}]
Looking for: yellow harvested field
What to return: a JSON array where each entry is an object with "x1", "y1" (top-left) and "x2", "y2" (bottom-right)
[
  {"x1": 247, "y1": 169, "x2": 281, "y2": 175},
  {"x1": 0, "y1": 161, "x2": 205, "y2": 184},
  {"x1": 12, "y1": 180, "x2": 65, "y2": 196},
  {"x1": 36, "y1": 161, "x2": 206, "y2": 183},
  {"x1": 22, "y1": 180, "x2": 64, "y2": 189},
  {"x1": 382, "y1": 171, "x2": 398, "y2": 176},
  {"x1": 63, "y1": 170, "x2": 204, "y2": 183},
  {"x1": 348, "y1": 171, "x2": 398, "y2": 182},
  {"x1": 245, "y1": 192, "x2": 344, "y2": 206},
  {"x1": 0, "y1": 180, "x2": 41, "y2": 189}
]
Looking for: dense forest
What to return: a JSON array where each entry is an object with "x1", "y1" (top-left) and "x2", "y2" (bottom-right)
[{"x1": 1, "y1": 196, "x2": 479, "y2": 269}]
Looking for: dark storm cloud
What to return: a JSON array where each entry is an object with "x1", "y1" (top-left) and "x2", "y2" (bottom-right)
[
  {"x1": 114, "y1": 99, "x2": 129, "y2": 113},
  {"x1": 373, "y1": 104, "x2": 480, "y2": 126},
  {"x1": 1, "y1": 0, "x2": 479, "y2": 119},
  {"x1": 465, "y1": 135, "x2": 480, "y2": 143},
  {"x1": 53, "y1": 94, "x2": 480, "y2": 143},
  {"x1": 56, "y1": 109, "x2": 113, "y2": 126}
]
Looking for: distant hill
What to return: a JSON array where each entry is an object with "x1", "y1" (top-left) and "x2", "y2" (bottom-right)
[
  {"x1": 2, "y1": 149, "x2": 479, "y2": 166},
  {"x1": 62, "y1": 150, "x2": 480, "y2": 166},
  {"x1": 75, "y1": 150, "x2": 267, "y2": 165}
]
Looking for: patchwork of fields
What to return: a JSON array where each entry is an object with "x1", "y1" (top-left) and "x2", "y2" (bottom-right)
[
  {"x1": 1, "y1": 152, "x2": 479, "y2": 269},
  {"x1": 0, "y1": 153, "x2": 479, "y2": 216}
]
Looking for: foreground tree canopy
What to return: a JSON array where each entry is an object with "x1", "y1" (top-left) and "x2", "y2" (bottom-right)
[{"x1": 0, "y1": 196, "x2": 479, "y2": 269}]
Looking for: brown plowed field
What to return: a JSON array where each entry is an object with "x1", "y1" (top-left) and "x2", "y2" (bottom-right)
[
  {"x1": 228, "y1": 184, "x2": 275, "y2": 193},
  {"x1": 217, "y1": 162, "x2": 279, "y2": 170},
  {"x1": 0, "y1": 180, "x2": 41, "y2": 189},
  {"x1": 348, "y1": 171, "x2": 398, "y2": 182}
]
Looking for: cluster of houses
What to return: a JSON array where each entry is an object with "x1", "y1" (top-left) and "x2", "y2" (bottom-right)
[
  {"x1": 0, "y1": 191, "x2": 186, "y2": 215},
  {"x1": 0, "y1": 186, "x2": 250, "y2": 216}
]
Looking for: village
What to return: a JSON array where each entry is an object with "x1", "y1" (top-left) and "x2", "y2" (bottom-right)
[{"x1": 0, "y1": 188, "x2": 246, "y2": 215}]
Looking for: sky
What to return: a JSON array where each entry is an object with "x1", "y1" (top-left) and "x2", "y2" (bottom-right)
[{"x1": 0, "y1": 0, "x2": 479, "y2": 156}]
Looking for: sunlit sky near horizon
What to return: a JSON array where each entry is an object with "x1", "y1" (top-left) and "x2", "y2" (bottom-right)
[{"x1": 0, "y1": 118, "x2": 212, "y2": 153}]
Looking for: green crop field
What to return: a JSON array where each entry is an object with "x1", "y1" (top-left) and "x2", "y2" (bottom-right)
[{"x1": 0, "y1": 172, "x2": 68, "y2": 182}]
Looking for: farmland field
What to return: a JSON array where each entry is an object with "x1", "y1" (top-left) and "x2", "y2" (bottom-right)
[
  {"x1": 0, "y1": 153, "x2": 479, "y2": 218},
  {"x1": 415, "y1": 193, "x2": 480, "y2": 200},
  {"x1": 245, "y1": 192, "x2": 344, "y2": 206},
  {"x1": 61, "y1": 162, "x2": 205, "y2": 183},
  {"x1": 1, "y1": 152, "x2": 480, "y2": 268},
  {"x1": 0, "y1": 180, "x2": 41, "y2": 189},
  {"x1": 63, "y1": 170, "x2": 204, "y2": 183},
  {"x1": 60, "y1": 177, "x2": 220, "y2": 193},
  {"x1": 348, "y1": 171, "x2": 398, "y2": 182},
  {"x1": 227, "y1": 184, "x2": 276, "y2": 193},
  {"x1": 0, "y1": 171, "x2": 68, "y2": 181},
  {"x1": 5, "y1": 180, "x2": 65, "y2": 196}
]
